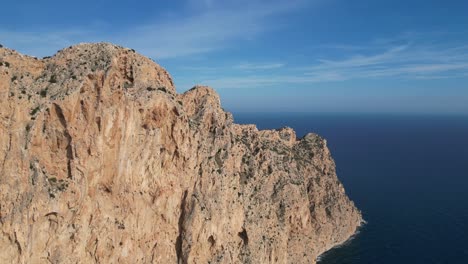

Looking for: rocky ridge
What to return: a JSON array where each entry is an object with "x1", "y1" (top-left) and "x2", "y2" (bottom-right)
[{"x1": 0, "y1": 43, "x2": 362, "y2": 263}]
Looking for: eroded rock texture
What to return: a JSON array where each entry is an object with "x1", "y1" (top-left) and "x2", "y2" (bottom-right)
[{"x1": 0, "y1": 43, "x2": 361, "y2": 263}]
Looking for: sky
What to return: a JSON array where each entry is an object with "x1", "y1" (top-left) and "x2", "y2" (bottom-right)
[{"x1": 1, "y1": 0, "x2": 468, "y2": 114}]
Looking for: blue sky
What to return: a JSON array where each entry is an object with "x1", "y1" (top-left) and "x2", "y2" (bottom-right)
[{"x1": 1, "y1": 0, "x2": 468, "y2": 114}]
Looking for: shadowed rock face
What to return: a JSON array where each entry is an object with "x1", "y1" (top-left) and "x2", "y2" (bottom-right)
[{"x1": 0, "y1": 43, "x2": 361, "y2": 263}]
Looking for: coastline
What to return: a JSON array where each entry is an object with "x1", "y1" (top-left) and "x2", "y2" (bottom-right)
[{"x1": 316, "y1": 219, "x2": 367, "y2": 263}]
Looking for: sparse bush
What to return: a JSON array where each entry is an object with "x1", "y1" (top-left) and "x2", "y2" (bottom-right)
[
  {"x1": 49, "y1": 75, "x2": 57, "y2": 83},
  {"x1": 40, "y1": 89, "x2": 48, "y2": 97},
  {"x1": 157, "y1": 87, "x2": 168, "y2": 93},
  {"x1": 123, "y1": 82, "x2": 132, "y2": 89},
  {"x1": 30, "y1": 106, "x2": 40, "y2": 116},
  {"x1": 47, "y1": 177, "x2": 69, "y2": 198}
]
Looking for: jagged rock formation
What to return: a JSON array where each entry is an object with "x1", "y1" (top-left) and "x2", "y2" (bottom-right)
[{"x1": 0, "y1": 43, "x2": 361, "y2": 263}]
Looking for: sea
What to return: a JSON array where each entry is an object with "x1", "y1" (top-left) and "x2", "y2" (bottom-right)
[{"x1": 233, "y1": 112, "x2": 468, "y2": 264}]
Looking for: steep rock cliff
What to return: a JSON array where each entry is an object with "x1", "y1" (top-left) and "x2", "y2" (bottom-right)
[{"x1": 0, "y1": 43, "x2": 361, "y2": 263}]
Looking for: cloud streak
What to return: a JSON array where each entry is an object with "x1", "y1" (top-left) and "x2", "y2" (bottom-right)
[
  {"x1": 303, "y1": 42, "x2": 468, "y2": 80},
  {"x1": 0, "y1": 0, "x2": 306, "y2": 59},
  {"x1": 235, "y1": 63, "x2": 285, "y2": 70},
  {"x1": 183, "y1": 39, "x2": 468, "y2": 89}
]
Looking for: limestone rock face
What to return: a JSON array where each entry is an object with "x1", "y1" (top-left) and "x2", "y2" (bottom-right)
[{"x1": 0, "y1": 43, "x2": 361, "y2": 263}]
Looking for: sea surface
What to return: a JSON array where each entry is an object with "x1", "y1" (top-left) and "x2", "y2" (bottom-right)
[{"x1": 233, "y1": 113, "x2": 468, "y2": 264}]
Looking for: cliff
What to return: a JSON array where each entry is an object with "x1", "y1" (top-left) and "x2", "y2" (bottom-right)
[{"x1": 0, "y1": 43, "x2": 361, "y2": 263}]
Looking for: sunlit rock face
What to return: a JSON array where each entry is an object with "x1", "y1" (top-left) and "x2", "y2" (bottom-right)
[{"x1": 0, "y1": 43, "x2": 361, "y2": 263}]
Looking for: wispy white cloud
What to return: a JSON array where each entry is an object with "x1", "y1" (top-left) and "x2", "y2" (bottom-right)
[
  {"x1": 197, "y1": 73, "x2": 345, "y2": 89},
  {"x1": 303, "y1": 42, "x2": 468, "y2": 80},
  {"x1": 122, "y1": 0, "x2": 306, "y2": 59},
  {"x1": 0, "y1": 29, "x2": 89, "y2": 57},
  {"x1": 179, "y1": 62, "x2": 285, "y2": 72},
  {"x1": 183, "y1": 38, "x2": 468, "y2": 89},
  {"x1": 0, "y1": 0, "x2": 306, "y2": 59},
  {"x1": 235, "y1": 62, "x2": 284, "y2": 70},
  {"x1": 314, "y1": 45, "x2": 410, "y2": 69}
]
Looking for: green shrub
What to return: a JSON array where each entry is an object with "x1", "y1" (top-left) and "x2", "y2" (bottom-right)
[
  {"x1": 49, "y1": 75, "x2": 57, "y2": 83},
  {"x1": 30, "y1": 106, "x2": 40, "y2": 116},
  {"x1": 40, "y1": 89, "x2": 48, "y2": 97},
  {"x1": 157, "y1": 87, "x2": 168, "y2": 93}
]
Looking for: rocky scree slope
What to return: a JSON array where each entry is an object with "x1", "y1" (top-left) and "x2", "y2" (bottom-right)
[{"x1": 0, "y1": 43, "x2": 361, "y2": 263}]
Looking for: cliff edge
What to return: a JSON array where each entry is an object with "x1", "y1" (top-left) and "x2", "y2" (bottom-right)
[{"x1": 0, "y1": 43, "x2": 361, "y2": 263}]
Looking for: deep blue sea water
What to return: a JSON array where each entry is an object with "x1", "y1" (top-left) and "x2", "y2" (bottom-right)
[{"x1": 233, "y1": 113, "x2": 468, "y2": 264}]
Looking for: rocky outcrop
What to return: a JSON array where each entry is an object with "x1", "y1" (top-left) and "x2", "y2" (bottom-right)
[{"x1": 0, "y1": 43, "x2": 361, "y2": 263}]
